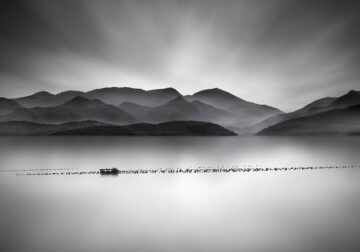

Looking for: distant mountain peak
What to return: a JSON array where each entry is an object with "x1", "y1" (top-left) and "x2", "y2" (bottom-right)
[
  {"x1": 151, "y1": 87, "x2": 179, "y2": 92},
  {"x1": 195, "y1": 87, "x2": 225, "y2": 93},
  {"x1": 331, "y1": 89, "x2": 360, "y2": 107},
  {"x1": 345, "y1": 90, "x2": 359, "y2": 96},
  {"x1": 88, "y1": 86, "x2": 143, "y2": 93},
  {"x1": 150, "y1": 87, "x2": 181, "y2": 97},
  {"x1": 56, "y1": 90, "x2": 85, "y2": 96},
  {"x1": 18, "y1": 91, "x2": 54, "y2": 99},
  {"x1": 193, "y1": 88, "x2": 239, "y2": 99},
  {"x1": 32, "y1": 91, "x2": 54, "y2": 97}
]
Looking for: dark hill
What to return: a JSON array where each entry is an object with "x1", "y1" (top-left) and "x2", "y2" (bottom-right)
[
  {"x1": 330, "y1": 90, "x2": 360, "y2": 108},
  {"x1": 53, "y1": 125, "x2": 135, "y2": 136},
  {"x1": 249, "y1": 90, "x2": 360, "y2": 135},
  {"x1": 0, "y1": 120, "x2": 107, "y2": 135},
  {"x1": 54, "y1": 121, "x2": 236, "y2": 136},
  {"x1": 258, "y1": 104, "x2": 360, "y2": 136}
]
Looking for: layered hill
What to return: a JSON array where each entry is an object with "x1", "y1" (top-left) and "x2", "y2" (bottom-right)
[
  {"x1": 250, "y1": 90, "x2": 360, "y2": 134},
  {"x1": 10, "y1": 87, "x2": 283, "y2": 130},
  {"x1": 185, "y1": 88, "x2": 283, "y2": 127},
  {"x1": 6, "y1": 87, "x2": 359, "y2": 136},
  {"x1": 14, "y1": 91, "x2": 86, "y2": 108},
  {"x1": 13, "y1": 87, "x2": 181, "y2": 108},
  {"x1": 119, "y1": 96, "x2": 233, "y2": 124},
  {"x1": 1, "y1": 96, "x2": 136, "y2": 124},
  {"x1": 0, "y1": 120, "x2": 107, "y2": 135},
  {"x1": 86, "y1": 87, "x2": 179, "y2": 106},
  {"x1": 258, "y1": 104, "x2": 360, "y2": 136}
]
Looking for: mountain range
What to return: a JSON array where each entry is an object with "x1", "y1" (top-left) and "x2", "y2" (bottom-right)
[
  {"x1": 0, "y1": 87, "x2": 359, "y2": 136},
  {"x1": 258, "y1": 104, "x2": 360, "y2": 136},
  {"x1": 253, "y1": 90, "x2": 360, "y2": 135}
]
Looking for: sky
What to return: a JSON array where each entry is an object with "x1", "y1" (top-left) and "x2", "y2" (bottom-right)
[{"x1": 0, "y1": 0, "x2": 360, "y2": 111}]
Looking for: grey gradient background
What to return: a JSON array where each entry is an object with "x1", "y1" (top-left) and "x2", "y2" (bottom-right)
[{"x1": 0, "y1": 0, "x2": 360, "y2": 111}]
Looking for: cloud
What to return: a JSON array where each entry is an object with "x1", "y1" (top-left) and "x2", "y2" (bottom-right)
[{"x1": 0, "y1": 0, "x2": 359, "y2": 111}]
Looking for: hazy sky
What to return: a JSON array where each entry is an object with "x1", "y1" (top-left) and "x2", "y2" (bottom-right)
[{"x1": 0, "y1": 0, "x2": 360, "y2": 111}]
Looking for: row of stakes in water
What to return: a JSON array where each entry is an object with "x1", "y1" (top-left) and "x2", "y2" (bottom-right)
[{"x1": 15, "y1": 165, "x2": 360, "y2": 176}]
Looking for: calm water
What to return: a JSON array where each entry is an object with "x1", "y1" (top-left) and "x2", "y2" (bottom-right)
[{"x1": 1, "y1": 136, "x2": 360, "y2": 252}]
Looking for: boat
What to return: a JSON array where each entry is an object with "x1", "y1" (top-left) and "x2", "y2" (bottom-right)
[{"x1": 99, "y1": 168, "x2": 120, "y2": 175}]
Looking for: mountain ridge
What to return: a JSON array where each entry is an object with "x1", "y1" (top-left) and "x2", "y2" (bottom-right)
[
  {"x1": 4, "y1": 87, "x2": 359, "y2": 136},
  {"x1": 2, "y1": 96, "x2": 137, "y2": 124},
  {"x1": 249, "y1": 90, "x2": 360, "y2": 135},
  {"x1": 258, "y1": 104, "x2": 360, "y2": 136}
]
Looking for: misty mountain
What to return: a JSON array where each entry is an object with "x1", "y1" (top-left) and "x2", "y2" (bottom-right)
[
  {"x1": 9, "y1": 87, "x2": 283, "y2": 129},
  {"x1": 185, "y1": 88, "x2": 283, "y2": 127},
  {"x1": 186, "y1": 88, "x2": 244, "y2": 109},
  {"x1": 257, "y1": 104, "x2": 360, "y2": 136},
  {"x1": 119, "y1": 96, "x2": 233, "y2": 124},
  {"x1": 248, "y1": 90, "x2": 360, "y2": 134},
  {"x1": 2, "y1": 96, "x2": 136, "y2": 124},
  {"x1": 0, "y1": 98, "x2": 23, "y2": 115},
  {"x1": 190, "y1": 100, "x2": 233, "y2": 122},
  {"x1": 119, "y1": 96, "x2": 204, "y2": 122},
  {"x1": 7, "y1": 87, "x2": 359, "y2": 136},
  {"x1": 86, "y1": 87, "x2": 179, "y2": 106},
  {"x1": 294, "y1": 97, "x2": 337, "y2": 114},
  {"x1": 14, "y1": 91, "x2": 87, "y2": 108},
  {"x1": 118, "y1": 102, "x2": 153, "y2": 119},
  {"x1": 14, "y1": 91, "x2": 55, "y2": 108},
  {"x1": 291, "y1": 90, "x2": 360, "y2": 115},
  {"x1": 54, "y1": 121, "x2": 236, "y2": 136},
  {"x1": 330, "y1": 90, "x2": 360, "y2": 108},
  {"x1": 150, "y1": 96, "x2": 207, "y2": 121},
  {"x1": 13, "y1": 87, "x2": 180, "y2": 108},
  {"x1": 149, "y1": 88, "x2": 182, "y2": 98}
]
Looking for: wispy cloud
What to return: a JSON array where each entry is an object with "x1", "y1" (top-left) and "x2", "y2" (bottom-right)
[{"x1": 0, "y1": 0, "x2": 359, "y2": 111}]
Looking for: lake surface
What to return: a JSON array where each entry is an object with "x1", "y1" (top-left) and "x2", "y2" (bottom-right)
[{"x1": 1, "y1": 136, "x2": 360, "y2": 252}]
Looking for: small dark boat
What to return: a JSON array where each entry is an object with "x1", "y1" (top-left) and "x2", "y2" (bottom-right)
[{"x1": 99, "y1": 168, "x2": 120, "y2": 175}]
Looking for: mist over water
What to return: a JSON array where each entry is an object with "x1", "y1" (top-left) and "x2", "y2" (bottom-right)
[{"x1": 1, "y1": 136, "x2": 360, "y2": 252}]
